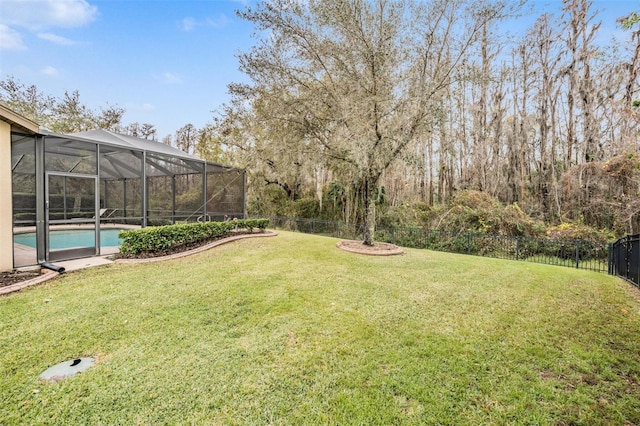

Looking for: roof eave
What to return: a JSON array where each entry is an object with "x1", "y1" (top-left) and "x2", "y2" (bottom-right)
[{"x1": 0, "y1": 104, "x2": 40, "y2": 134}]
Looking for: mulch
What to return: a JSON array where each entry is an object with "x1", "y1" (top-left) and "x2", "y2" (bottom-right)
[
  {"x1": 336, "y1": 240, "x2": 404, "y2": 256},
  {"x1": 0, "y1": 270, "x2": 42, "y2": 288}
]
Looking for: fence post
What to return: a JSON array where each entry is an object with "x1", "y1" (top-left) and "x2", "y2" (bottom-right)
[
  {"x1": 637, "y1": 237, "x2": 640, "y2": 287},
  {"x1": 626, "y1": 236, "x2": 631, "y2": 280},
  {"x1": 467, "y1": 233, "x2": 471, "y2": 254},
  {"x1": 516, "y1": 237, "x2": 520, "y2": 261},
  {"x1": 575, "y1": 240, "x2": 580, "y2": 269}
]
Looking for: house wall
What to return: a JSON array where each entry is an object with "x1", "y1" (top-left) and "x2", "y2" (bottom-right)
[{"x1": 0, "y1": 120, "x2": 13, "y2": 271}]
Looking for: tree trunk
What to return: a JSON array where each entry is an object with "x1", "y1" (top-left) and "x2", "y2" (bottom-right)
[{"x1": 362, "y1": 175, "x2": 377, "y2": 246}]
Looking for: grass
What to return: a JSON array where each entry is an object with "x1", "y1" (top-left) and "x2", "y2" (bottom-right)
[{"x1": 1, "y1": 230, "x2": 639, "y2": 425}]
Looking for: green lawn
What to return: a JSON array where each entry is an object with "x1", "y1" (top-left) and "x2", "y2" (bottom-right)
[{"x1": 1, "y1": 231, "x2": 639, "y2": 425}]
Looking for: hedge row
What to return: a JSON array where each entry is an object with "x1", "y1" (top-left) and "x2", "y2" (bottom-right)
[{"x1": 119, "y1": 218, "x2": 269, "y2": 256}]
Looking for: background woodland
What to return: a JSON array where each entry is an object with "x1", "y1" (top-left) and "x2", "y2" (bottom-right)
[{"x1": 2, "y1": 0, "x2": 639, "y2": 243}]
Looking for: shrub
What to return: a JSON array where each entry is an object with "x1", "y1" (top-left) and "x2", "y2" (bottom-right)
[
  {"x1": 432, "y1": 191, "x2": 545, "y2": 237},
  {"x1": 294, "y1": 197, "x2": 321, "y2": 219},
  {"x1": 546, "y1": 222, "x2": 615, "y2": 245},
  {"x1": 119, "y1": 218, "x2": 269, "y2": 256},
  {"x1": 378, "y1": 202, "x2": 431, "y2": 229}
]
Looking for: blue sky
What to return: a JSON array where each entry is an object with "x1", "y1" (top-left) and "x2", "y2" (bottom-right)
[
  {"x1": 1, "y1": 0, "x2": 257, "y2": 138},
  {"x1": 0, "y1": 0, "x2": 638, "y2": 140}
]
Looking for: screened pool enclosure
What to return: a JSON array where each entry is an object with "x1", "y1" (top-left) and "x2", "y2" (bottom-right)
[{"x1": 11, "y1": 129, "x2": 245, "y2": 267}]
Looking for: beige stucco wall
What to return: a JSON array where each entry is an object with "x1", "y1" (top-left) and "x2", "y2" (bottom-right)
[{"x1": 0, "y1": 120, "x2": 13, "y2": 271}]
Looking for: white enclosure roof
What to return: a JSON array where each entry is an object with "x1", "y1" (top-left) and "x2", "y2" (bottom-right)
[
  {"x1": 11, "y1": 128, "x2": 241, "y2": 179},
  {"x1": 72, "y1": 129, "x2": 201, "y2": 161}
]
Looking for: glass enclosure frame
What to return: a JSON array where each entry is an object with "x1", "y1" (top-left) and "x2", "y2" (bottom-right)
[{"x1": 11, "y1": 130, "x2": 246, "y2": 267}]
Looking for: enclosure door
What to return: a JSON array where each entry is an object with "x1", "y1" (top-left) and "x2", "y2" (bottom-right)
[{"x1": 46, "y1": 173, "x2": 99, "y2": 262}]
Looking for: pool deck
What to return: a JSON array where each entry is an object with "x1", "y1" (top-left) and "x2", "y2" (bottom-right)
[
  {"x1": 12, "y1": 224, "x2": 138, "y2": 269},
  {"x1": 55, "y1": 253, "x2": 116, "y2": 272},
  {"x1": 14, "y1": 244, "x2": 120, "y2": 270}
]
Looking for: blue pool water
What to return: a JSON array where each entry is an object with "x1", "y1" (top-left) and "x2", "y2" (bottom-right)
[{"x1": 14, "y1": 229, "x2": 124, "y2": 249}]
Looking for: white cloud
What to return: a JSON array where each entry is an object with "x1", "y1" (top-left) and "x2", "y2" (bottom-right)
[
  {"x1": 47, "y1": 0, "x2": 98, "y2": 27},
  {"x1": 205, "y1": 15, "x2": 232, "y2": 29},
  {"x1": 37, "y1": 32, "x2": 76, "y2": 45},
  {"x1": 0, "y1": 24, "x2": 26, "y2": 50},
  {"x1": 179, "y1": 14, "x2": 232, "y2": 31},
  {"x1": 1, "y1": 0, "x2": 96, "y2": 50},
  {"x1": 40, "y1": 66, "x2": 59, "y2": 76},
  {"x1": 2, "y1": 0, "x2": 98, "y2": 30},
  {"x1": 180, "y1": 17, "x2": 198, "y2": 32},
  {"x1": 126, "y1": 102, "x2": 156, "y2": 112},
  {"x1": 156, "y1": 72, "x2": 183, "y2": 84}
]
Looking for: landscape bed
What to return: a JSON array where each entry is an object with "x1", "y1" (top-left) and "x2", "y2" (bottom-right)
[{"x1": 118, "y1": 218, "x2": 269, "y2": 257}]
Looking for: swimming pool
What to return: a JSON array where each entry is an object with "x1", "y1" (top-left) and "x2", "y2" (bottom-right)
[{"x1": 14, "y1": 229, "x2": 124, "y2": 250}]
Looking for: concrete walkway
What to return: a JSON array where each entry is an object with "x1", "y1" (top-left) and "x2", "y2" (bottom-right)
[
  {"x1": 0, "y1": 255, "x2": 116, "y2": 296},
  {"x1": 55, "y1": 255, "x2": 115, "y2": 272}
]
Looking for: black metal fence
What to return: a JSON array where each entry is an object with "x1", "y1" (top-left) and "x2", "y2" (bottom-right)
[
  {"x1": 609, "y1": 234, "x2": 640, "y2": 287},
  {"x1": 266, "y1": 217, "x2": 610, "y2": 273}
]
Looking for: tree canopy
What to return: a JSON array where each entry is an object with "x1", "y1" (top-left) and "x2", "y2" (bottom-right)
[{"x1": 230, "y1": 0, "x2": 521, "y2": 244}]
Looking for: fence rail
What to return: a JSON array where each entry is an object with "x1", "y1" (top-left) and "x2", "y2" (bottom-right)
[
  {"x1": 610, "y1": 234, "x2": 640, "y2": 287},
  {"x1": 266, "y1": 216, "x2": 610, "y2": 273}
]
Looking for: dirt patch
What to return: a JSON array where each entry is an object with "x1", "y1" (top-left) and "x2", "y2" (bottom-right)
[
  {"x1": 337, "y1": 240, "x2": 404, "y2": 256},
  {"x1": 0, "y1": 270, "x2": 42, "y2": 288}
]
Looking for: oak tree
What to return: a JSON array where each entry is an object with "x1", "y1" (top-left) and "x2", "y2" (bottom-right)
[{"x1": 233, "y1": 0, "x2": 518, "y2": 244}]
